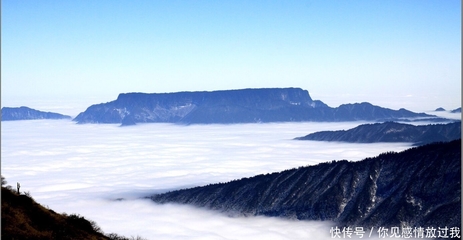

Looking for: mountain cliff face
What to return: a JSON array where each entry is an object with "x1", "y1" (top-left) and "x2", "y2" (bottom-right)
[
  {"x1": 1, "y1": 106, "x2": 71, "y2": 121},
  {"x1": 295, "y1": 121, "x2": 461, "y2": 146},
  {"x1": 151, "y1": 140, "x2": 461, "y2": 229},
  {"x1": 73, "y1": 88, "x2": 433, "y2": 125}
]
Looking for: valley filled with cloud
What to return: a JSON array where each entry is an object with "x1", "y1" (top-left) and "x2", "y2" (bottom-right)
[{"x1": 1, "y1": 120, "x2": 420, "y2": 239}]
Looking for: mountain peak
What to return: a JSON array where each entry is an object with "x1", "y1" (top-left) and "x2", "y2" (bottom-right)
[
  {"x1": 73, "y1": 88, "x2": 437, "y2": 125},
  {"x1": 1, "y1": 107, "x2": 71, "y2": 121}
]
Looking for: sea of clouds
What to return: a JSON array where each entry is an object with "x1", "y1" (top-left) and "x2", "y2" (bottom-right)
[{"x1": 2, "y1": 119, "x2": 453, "y2": 239}]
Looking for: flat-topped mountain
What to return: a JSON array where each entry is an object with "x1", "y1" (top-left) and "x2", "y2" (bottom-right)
[
  {"x1": 73, "y1": 88, "x2": 434, "y2": 125},
  {"x1": 151, "y1": 140, "x2": 461, "y2": 229},
  {"x1": 1, "y1": 106, "x2": 71, "y2": 121},
  {"x1": 295, "y1": 121, "x2": 461, "y2": 146}
]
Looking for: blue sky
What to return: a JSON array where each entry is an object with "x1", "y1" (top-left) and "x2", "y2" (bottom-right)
[{"x1": 2, "y1": 0, "x2": 461, "y2": 112}]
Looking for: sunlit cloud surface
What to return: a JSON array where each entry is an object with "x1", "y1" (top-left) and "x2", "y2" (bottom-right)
[{"x1": 2, "y1": 120, "x2": 416, "y2": 239}]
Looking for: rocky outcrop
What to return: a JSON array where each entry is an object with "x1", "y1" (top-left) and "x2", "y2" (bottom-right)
[
  {"x1": 1, "y1": 106, "x2": 71, "y2": 121},
  {"x1": 151, "y1": 140, "x2": 461, "y2": 229},
  {"x1": 295, "y1": 121, "x2": 461, "y2": 146},
  {"x1": 73, "y1": 88, "x2": 434, "y2": 125}
]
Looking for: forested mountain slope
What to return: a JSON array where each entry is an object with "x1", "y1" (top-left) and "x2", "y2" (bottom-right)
[
  {"x1": 151, "y1": 140, "x2": 461, "y2": 228},
  {"x1": 295, "y1": 121, "x2": 461, "y2": 146}
]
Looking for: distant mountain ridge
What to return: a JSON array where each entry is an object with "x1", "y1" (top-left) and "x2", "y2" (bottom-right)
[
  {"x1": 295, "y1": 121, "x2": 461, "y2": 146},
  {"x1": 151, "y1": 140, "x2": 461, "y2": 229},
  {"x1": 73, "y1": 88, "x2": 435, "y2": 125},
  {"x1": 1, "y1": 106, "x2": 71, "y2": 121}
]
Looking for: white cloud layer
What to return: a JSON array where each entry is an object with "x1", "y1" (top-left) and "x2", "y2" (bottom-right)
[{"x1": 2, "y1": 120, "x2": 424, "y2": 239}]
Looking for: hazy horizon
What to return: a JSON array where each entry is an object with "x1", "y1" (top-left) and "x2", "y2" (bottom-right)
[
  {"x1": 2, "y1": 1, "x2": 460, "y2": 113},
  {"x1": 1, "y1": 89, "x2": 461, "y2": 119}
]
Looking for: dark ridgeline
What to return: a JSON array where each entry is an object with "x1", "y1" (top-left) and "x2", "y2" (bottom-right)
[
  {"x1": 1, "y1": 106, "x2": 71, "y2": 121},
  {"x1": 295, "y1": 121, "x2": 461, "y2": 146},
  {"x1": 1, "y1": 186, "x2": 108, "y2": 240},
  {"x1": 73, "y1": 88, "x2": 435, "y2": 125},
  {"x1": 151, "y1": 140, "x2": 461, "y2": 229},
  {"x1": 1, "y1": 184, "x2": 146, "y2": 239}
]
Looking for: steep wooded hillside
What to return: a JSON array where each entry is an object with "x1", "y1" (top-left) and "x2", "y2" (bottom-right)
[{"x1": 151, "y1": 140, "x2": 461, "y2": 229}]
